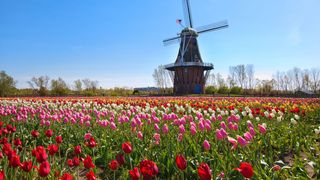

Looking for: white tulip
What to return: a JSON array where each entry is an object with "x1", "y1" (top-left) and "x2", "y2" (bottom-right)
[
  {"x1": 291, "y1": 118, "x2": 297, "y2": 125},
  {"x1": 277, "y1": 116, "x2": 282, "y2": 122}
]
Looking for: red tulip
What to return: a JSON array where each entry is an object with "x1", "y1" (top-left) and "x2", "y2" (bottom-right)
[
  {"x1": 116, "y1": 153, "x2": 125, "y2": 165},
  {"x1": 54, "y1": 170, "x2": 61, "y2": 177},
  {"x1": 122, "y1": 141, "x2": 132, "y2": 154},
  {"x1": 0, "y1": 170, "x2": 4, "y2": 180},
  {"x1": 175, "y1": 154, "x2": 187, "y2": 171},
  {"x1": 73, "y1": 157, "x2": 80, "y2": 167},
  {"x1": 83, "y1": 155, "x2": 95, "y2": 169},
  {"x1": 129, "y1": 167, "x2": 140, "y2": 180},
  {"x1": 67, "y1": 159, "x2": 74, "y2": 167},
  {"x1": 47, "y1": 144, "x2": 59, "y2": 155},
  {"x1": 86, "y1": 137, "x2": 97, "y2": 148},
  {"x1": 273, "y1": 165, "x2": 281, "y2": 171},
  {"x1": 0, "y1": 137, "x2": 8, "y2": 144},
  {"x1": 86, "y1": 170, "x2": 96, "y2": 180},
  {"x1": 234, "y1": 162, "x2": 254, "y2": 179},
  {"x1": 140, "y1": 159, "x2": 158, "y2": 179},
  {"x1": 6, "y1": 124, "x2": 16, "y2": 133},
  {"x1": 9, "y1": 154, "x2": 21, "y2": 168},
  {"x1": 60, "y1": 173, "x2": 73, "y2": 180},
  {"x1": 38, "y1": 161, "x2": 51, "y2": 177},
  {"x1": 13, "y1": 138, "x2": 22, "y2": 147},
  {"x1": 198, "y1": 163, "x2": 211, "y2": 180},
  {"x1": 55, "y1": 136, "x2": 63, "y2": 144},
  {"x1": 20, "y1": 161, "x2": 33, "y2": 172},
  {"x1": 108, "y1": 160, "x2": 119, "y2": 170},
  {"x1": 2, "y1": 143, "x2": 12, "y2": 156},
  {"x1": 74, "y1": 145, "x2": 82, "y2": 155},
  {"x1": 45, "y1": 129, "x2": 53, "y2": 137},
  {"x1": 32, "y1": 146, "x2": 48, "y2": 163},
  {"x1": 31, "y1": 130, "x2": 39, "y2": 138}
]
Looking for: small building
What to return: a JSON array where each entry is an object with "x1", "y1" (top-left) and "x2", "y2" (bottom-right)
[
  {"x1": 294, "y1": 90, "x2": 317, "y2": 98},
  {"x1": 133, "y1": 87, "x2": 159, "y2": 94}
]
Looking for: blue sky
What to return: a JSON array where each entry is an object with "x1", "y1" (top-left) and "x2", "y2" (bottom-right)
[{"x1": 0, "y1": 0, "x2": 319, "y2": 88}]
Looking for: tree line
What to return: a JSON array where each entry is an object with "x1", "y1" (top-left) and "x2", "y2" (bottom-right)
[
  {"x1": 0, "y1": 72, "x2": 132, "y2": 97},
  {"x1": 153, "y1": 65, "x2": 320, "y2": 96}
]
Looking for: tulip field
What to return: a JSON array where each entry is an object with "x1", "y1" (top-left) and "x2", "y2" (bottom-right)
[{"x1": 0, "y1": 97, "x2": 319, "y2": 179}]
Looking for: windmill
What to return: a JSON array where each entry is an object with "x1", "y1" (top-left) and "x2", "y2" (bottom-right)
[{"x1": 163, "y1": 0, "x2": 228, "y2": 94}]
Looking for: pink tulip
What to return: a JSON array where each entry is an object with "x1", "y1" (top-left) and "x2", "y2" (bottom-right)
[
  {"x1": 220, "y1": 121, "x2": 227, "y2": 130},
  {"x1": 227, "y1": 136, "x2": 237, "y2": 150},
  {"x1": 190, "y1": 126, "x2": 197, "y2": 136},
  {"x1": 237, "y1": 135, "x2": 248, "y2": 147},
  {"x1": 203, "y1": 140, "x2": 210, "y2": 151},
  {"x1": 243, "y1": 132, "x2": 253, "y2": 141},
  {"x1": 179, "y1": 125, "x2": 185, "y2": 134},
  {"x1": 110, "y1": 122, "x2": 117, "y2": 130},
  {"x1": 258, "y1": 124, "x2": 267, "y2": 134},
  {"x1": 177, "y1": 133, "x2": 183, "y2": 142},
  {"x1": 232, "y1": 124, "x2": 238, "y2": 131},
  {"x1": 247, "y1": 120, "x2": 254, "y2": 129},
  {"x1": 84, "y1": 133, "x2": 92, "y2": 140},
  {"x1": 249, "y1": 127, "x2": 256, "y2": 136},
  {"x1": 220, "y1": 128, "x2": 228, "y2": 138},
  {"x1": 162, "y1": 124, "x2": 169, "y2": 134},
  {"x1": 137, "y1": 131, "x2": 143, "y2": 140},
  {"x1": 215, "y1": 129, "x2": 223, "y2": 140},
  {"x1": 199, "y1": 121, "x2": 205, "y2": 131},
  {"x1": 154, "y1": 124, "x2": 160, "y2": 132},
  {"x1": 153, "y1": 133, "x2": 160, "y2": 142}
]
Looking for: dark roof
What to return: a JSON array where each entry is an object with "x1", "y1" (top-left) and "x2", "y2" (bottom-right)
[
  {"x1": 295, "y1": 90, "x2": 315, "y2": 95},
  {"x1": 134, "y1": 87, "x2": 159, "y2": 92}
]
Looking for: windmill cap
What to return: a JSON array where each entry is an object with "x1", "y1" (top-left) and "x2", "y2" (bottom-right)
[{"x1": 181, "y1": 28, "x2": 198, "y2": 36}]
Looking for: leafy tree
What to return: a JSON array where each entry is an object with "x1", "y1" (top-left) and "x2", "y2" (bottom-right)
[
  {"x1": 230, "y1": 86, "x2": 243, "y2": 95},
  {"x1": 205, "y1": 86, "x2": 216, "y2": 94},
  {"x1": 28, "y1": 76, "x2": 50, "y2": 96},
  {"x1": 73, "y1": 79, "x2": 82, "y2": 95},
  {"x1": 51, "y1": 77, "x2": 69, "y2": 96},
  {"x1": 217, "y1": 86, "x2": 230, "y2": 94},
  {"x1": 0, "y1": 71, "x2": 16, "y2": 97}
]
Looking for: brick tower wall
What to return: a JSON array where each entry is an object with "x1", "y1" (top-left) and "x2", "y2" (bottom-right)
[{"x1": 173, "y1": 67, "x2": 205, "y2": 94}]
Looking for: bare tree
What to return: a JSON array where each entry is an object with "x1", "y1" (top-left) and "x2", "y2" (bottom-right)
[
  {"x1": 82, "y1": 79, "x2": 99, "y2": 90},
  {"x1": 273, "y1": 71, "x2": 281, "y2": 92},
  {"x1": 246, "y1": 64, "x2": 254, "y2": 90},
  {"x1": 28, "y1": 76, "x2": 50, "y2": 96},
  {"x1": 205, "y1": 73, "x2": 218, "y2": 88},
  {"x1": 234, "y1": 65, "x2": 247, "y2": 88},
  {"x1": 292, "y1": 67, "x2": 303, "y2": 91},
  {"x1": 310, "y1": 68, "x2": 320, "y2": 93},
  {"x1": 152, "y1": 65, "x2": 171, "y2": 90},
  {"x1": 226, "y1": 76, "x2": 235, "y2": 88},
  {"x1": 216, "y1": 73, "x2": 226, "y2": 88},
  {"x1": 301, "y1": 69, "x2": 310, "y2": 90},
  {"x1": 228, "y1": 66, "x2": 237, "y2": 88}
]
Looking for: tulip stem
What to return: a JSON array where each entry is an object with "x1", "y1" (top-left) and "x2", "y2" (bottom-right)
[{"x1": 129, "y1": 155, "x2": 133, "y2": 170}]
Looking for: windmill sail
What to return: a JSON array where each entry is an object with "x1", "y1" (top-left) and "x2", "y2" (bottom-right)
[{"x1": 182, "y1": 0, "x2": 193, "y2": 28}]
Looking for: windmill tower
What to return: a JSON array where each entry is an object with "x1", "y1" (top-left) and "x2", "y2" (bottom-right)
[{"x1": 163, "y1": 0, "x2": 228, "y2": 94}]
